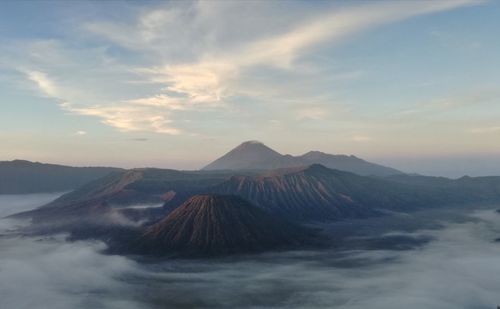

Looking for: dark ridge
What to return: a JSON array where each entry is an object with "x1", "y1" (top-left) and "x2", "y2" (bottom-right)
[{"x1": 0, "y1": 160, "x2": 120, "y2": 194}]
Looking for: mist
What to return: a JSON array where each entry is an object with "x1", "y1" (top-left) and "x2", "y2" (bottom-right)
[
  {"x1": 1, "y1": 195, "x2": 500, "y2": 309},
  {"x1": 0, "y1": 193, "x2": 65, "y2": 218}
]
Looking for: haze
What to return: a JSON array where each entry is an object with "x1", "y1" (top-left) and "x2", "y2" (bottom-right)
[{"x1": 1, "y1": 0, "x2": 500, "y2": 176}]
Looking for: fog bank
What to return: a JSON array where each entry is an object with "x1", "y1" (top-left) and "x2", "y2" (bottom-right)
[{"x1": 1, "y1": 195, "x2": 500, "y2": 308}]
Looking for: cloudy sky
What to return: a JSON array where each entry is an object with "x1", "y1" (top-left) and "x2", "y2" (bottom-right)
[{"x1": 0, "y1": 0, "x2": 499, "y2": 175}]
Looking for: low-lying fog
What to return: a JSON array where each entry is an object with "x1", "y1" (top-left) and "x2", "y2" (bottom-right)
[{"x1": 1, "y1": 194, "x2": 500, "y2": 309}]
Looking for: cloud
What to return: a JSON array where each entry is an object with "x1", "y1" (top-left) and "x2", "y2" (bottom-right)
[
  {"x1": 69, "y1": 104, "x2": 181, "y2": 135},
  {"x1": 23, "y1": 70, "x2": 182, "y2": 135},
  {"x1": 138, "y1": 63, "x2": 234, "y2": 105},
  {"x1": 126, "y1": 95, "x2": 185, "y2": 110},
  {"x1": 133, "y1": 209, "x2": 500, "y2": 308},
  {"x1": 26, "y1": 70, "x2": 59, "y2": 98},
  {"x1": 0, "y1": 195, "x2": 145, "y2": 309},
  {"x1": 75, "y1": 130, "x2": 87, "y2": 136},
  {"x1": 0, "y1": 235, "x2": 143, "y2": 309},
  {"x1": 131, "y1": 1, "x2": 479, "y2": 108},
  {"x1": 19, "y1": 1, "x2": 480, "y2": 136}
]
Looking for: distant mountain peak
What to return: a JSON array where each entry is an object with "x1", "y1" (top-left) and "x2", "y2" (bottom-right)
[
  {"x1": 240, "y1": 140, "x2": 264, "y2": 146},
  {"x1": 203, "y1": 141, "x2": 402, "y2": 176},
  {"x1": 202, "y1": 141, "x2": 292, "y2": 171},
  {"x1": 233, "y1": 140, "x2": 276, "y2": 152},
  {"x1": 303, "y1": 150, "x2": 325, "y2": 156},
  {"x1": 232, "y1": 141, "x2": 278, "y2": 154}
]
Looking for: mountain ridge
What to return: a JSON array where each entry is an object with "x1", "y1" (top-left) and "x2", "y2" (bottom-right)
[
  {"x1": 0, "y1": 160, "x2": 121, "y2": 194},
  {"x1": 17, "y1": 163, "x2": 500, "y2": 224},
  {"x1": 202, "y1": 141, "x2": 402, "y2": 176}
]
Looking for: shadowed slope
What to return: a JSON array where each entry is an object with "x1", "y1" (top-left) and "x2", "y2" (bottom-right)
[
  {"x1": 212, "y1": 164, "x2": 500, "y2": 222},
  {"x1": 137, "y1": 195, "x2": 310, "y2": 256},
  {"x1": 212, "y1": 164, "x2": 383, "y2": 221}
]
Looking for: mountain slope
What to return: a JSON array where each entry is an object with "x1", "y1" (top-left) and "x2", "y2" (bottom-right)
[
  {"x1": 40, "y1": 168, "x2": 235, "y2": 209},
  {"x1": 136, "y1": 194, "x2": 309, "y2": 256},
  {"x1": 202, "y1": 141, "x2": 402, "y2": 176},
  {"x1": 12, "y1": 168, "x2": 238, "y2": 222},
  {"x1": 211, "y1": 165, "x2": 387, "y2": 221},
  {"x1": 211, "y1": 164, "x2": 500, "y2": 222},
  {"x1": 0, "y1": 160, "x2": 120, "y2": 194}
]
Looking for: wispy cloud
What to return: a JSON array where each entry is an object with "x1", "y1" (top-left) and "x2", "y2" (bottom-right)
[
  {"x1": 130, "y1": 0, "x2": 479, "y2": 109},
  {"x1": 23, "y1": 70, "x2": 181, "y2": 135},
  {"x1": 20, "y1": 0, "x2": 480, "y2": 136},
  {"x1": 26, "y1": 71, "x2": 59, "y2": 98},
  {"x1": 66, "y1": 103, "x2": 181, "y2": 135}
]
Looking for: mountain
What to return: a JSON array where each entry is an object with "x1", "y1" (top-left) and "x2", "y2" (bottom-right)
[
  {"x1": 16, "y1": 164, "x2": 500, "y2": 227},
  {"x1": 211, "y1": 164, "x2": 399, "y2": 221},
  {"x1": 202, "y1": 141, "x2": 301, "y2": 171},
  {"x1": 0, "y1": 160, "x2": 120, "y2": 194},
  {"x1": 13, "y1": 168, "x2": 240, "y2": 223},
  {"x1": 202, "y1": 141, "x2": 402, "y2": 176},
  {"x1": 10, "y1": 164, "x2": 500, "y2": 258},
  {"x1": 135, "y1": 194, "x2": 310, "y2": 256},
  {"x1": 210, "y1": 164, "x2": 500, "y2": 221},
  {"x1": 298, "y1": 151, "x2": 401, "y2": 177}
]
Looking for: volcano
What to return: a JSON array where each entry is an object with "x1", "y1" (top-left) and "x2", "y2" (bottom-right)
[
  {"x1": 202, "y1": 141, "x2": 301, "y2": 171},
  {"x1": 137, "y1": 194, "x2": 309, "y2": 256}
]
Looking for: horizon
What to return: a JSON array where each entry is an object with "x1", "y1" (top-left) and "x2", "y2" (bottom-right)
[
  {"x1": 3, "y1": 139, "x2": 500, "y2": 178},
  {"x1": 1, "y1": 0, "x2": 500, "y2": 177}
]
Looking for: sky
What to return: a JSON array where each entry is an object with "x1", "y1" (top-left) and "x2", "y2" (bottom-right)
[{"x1": 0, "y1": 0, "x2": 499, "y2": 176}]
